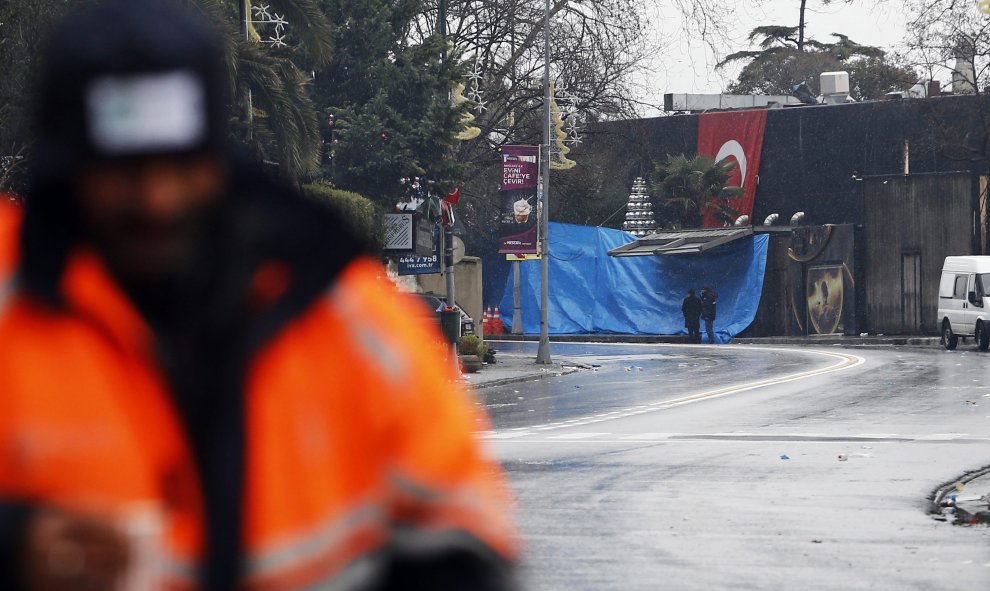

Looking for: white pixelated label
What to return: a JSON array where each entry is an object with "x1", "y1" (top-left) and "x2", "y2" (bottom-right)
[{"x1": 86, "y1": 70, "x2": 206, "y2": 154}]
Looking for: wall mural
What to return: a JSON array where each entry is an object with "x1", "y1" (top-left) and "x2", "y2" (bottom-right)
[
  {"x1": 787, "y1": 225, "x2": 858, "y2": 335},
  {"x1": 807, "y1": 265, "x2": 844, "y2": 334}
]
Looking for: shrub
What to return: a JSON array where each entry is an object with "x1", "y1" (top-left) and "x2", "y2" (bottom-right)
[
  {"x1": 302, "y1": 183, "x2": 383, "y2": 249},
  {"x1": 457, "y1": 334, "x2": 487, "y2": 357}
]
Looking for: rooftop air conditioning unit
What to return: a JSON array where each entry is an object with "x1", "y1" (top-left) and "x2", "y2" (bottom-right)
[
  {"x1": 821, "y1": 71, "x2": 852, "y2": 104},
  {"x1": 820, "y1": 71, "x2": 850, "y2": 95}
]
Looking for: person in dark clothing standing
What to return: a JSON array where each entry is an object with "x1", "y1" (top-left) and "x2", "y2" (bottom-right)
[
  {"x1": 701, "y1": 285, "x2": 718, "y2": 344},
  {"x1": 681, "y1": 288, "x2": 703, "y2": 343},
  {"x1": 0, "y1": 2, "x2": 518, "y2": 590}
]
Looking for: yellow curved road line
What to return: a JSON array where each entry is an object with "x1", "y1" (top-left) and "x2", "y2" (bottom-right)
[{"x1": 650, "y1": 348, "x2": 864, "y2": 410}]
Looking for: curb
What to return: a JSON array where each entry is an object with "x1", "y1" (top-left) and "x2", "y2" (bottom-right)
[
  {"x1": 468, "y1": 366, "x2": 581, "y2": 389},
  {"x1": 929, "y1": 464, "x2": 990, "y2": 524},
  {"x1": 485, "y1": 335, "x2": 690, "y2": 344},
  {"x1": 486, "y1": 335, "x2": 942, "y2": 347},
  {"x1": 732, "y1": 337, "x2": 942, "y2": 347},
  {"x1": 466, "y1": 356, "x2": 588, "y2": 390}
]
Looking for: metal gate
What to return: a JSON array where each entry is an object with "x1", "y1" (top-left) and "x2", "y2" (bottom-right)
[{"x1": 901, "y1": 252, "x2": 922, "y2": 333}]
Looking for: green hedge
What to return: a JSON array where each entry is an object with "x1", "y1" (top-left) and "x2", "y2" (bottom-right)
[{"x1": 302, "y1": 183, "x2": 383, "y2": 249}]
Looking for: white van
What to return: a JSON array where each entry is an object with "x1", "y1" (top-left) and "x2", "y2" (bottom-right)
[{"x1": 938, "y1": 256, "x2": 990, "y2": 350}]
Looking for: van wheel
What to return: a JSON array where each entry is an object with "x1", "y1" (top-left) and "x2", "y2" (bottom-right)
[
  {"x1": 943, "y1": 320, "x2": 958, "y2": 350},
  {"x1": 977, "y1": 321, "x2": 990, "y2": 351}
]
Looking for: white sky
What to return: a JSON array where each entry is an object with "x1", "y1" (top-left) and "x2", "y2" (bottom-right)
[{"x1": 635, "y1": 0, "x2": 909, "y2": 115}]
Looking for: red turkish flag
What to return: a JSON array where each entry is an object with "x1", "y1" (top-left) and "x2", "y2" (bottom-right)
[{"x1": 697, "y1": 110, "x2": 767, "y2": 228}]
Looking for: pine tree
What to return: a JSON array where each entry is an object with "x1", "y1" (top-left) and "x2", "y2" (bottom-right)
[{"x1": 311, "y1": 0, "x2": 468, "y2": 206}]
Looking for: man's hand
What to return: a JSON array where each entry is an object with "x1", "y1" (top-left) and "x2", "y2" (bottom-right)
[{"x1": 22, "y1": 509, "x2": 130, "y2": 591}]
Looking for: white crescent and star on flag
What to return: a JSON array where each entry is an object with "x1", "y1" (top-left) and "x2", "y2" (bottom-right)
[{"x1": 714, "y1": 139, "x2": 746, "y2": 187}]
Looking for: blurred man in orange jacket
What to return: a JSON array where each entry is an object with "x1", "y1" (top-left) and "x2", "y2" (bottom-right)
[{"x1": 0, "y1": 1, "x2": 518, "y2": 590}]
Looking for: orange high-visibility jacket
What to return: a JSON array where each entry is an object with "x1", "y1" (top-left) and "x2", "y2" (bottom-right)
[
  {"x1": 0, "y1": 230, "x2": 516, "y2": 589},
  {"x1": 0, "y1": 199, "x2": 20, "y2": 274}
]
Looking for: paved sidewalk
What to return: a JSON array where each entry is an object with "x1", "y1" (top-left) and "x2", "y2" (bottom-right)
[
  {"x1": 460, "y1": 352, "x2": 585, "y2": 389},
  {"x1": 732, "y1": 335, "x2": 942, "y2": 347},
  {"x1": 487, "y1": 333, "x2": 943, "y2": 347}
]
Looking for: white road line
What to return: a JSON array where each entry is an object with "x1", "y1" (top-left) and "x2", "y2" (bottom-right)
[
  {"x1": 484, "y1": 431, "x2": 533, "y2": 439},
  {"x1": 915, "y1": 433, "x2": 968, "y2": 441},
  {"x1": 618, "y1": 433, "x2": 680, "y2": 441},
  {"x1": 486, "y1": 349, "x2": 865, "y2": 436},
  {"x1": 480, "y1": 432, "x2": 990, "y2": 443},
  {"x1": 545, "y1": 432, "x2": 611, "y2": 440}
]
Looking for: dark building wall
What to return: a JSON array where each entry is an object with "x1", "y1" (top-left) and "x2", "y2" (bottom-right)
[
  {"x1": 862, "y1": 173, "x2": 976, "y2": 334},
  {"x1": 589, "y1": 94, "x2": 990, "y2": 227},
  {"x1": 747, "y1": 225, "x2": 861, "y2": 337},
  {"x1": 582, "y1": 115, "x2": 698, "y2": 184},
  {"x1": 585, "y1": 95, "x2": 990, "y2": 335},
  {"x1": 745, "y1": 234, "x2": 793, "y2": 337},
  {"x1": 753, "y1": 97, "x2": 990, "y2": 226}
]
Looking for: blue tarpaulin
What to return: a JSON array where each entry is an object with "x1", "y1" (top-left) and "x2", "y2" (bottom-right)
[{"x1": 499, "y1": 223, "x2": 769, "y2": 343}]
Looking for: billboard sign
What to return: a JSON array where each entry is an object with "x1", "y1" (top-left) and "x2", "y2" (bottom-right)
[
  {"x1": 383, "y1": 212, "x2": 433, "y2": 256},
  {"x1": 397, "y1": 226, "x2": 441, "y2": 275},
  {"x1": 499, "y1": 145, "x2": 540, "y2": 254}
]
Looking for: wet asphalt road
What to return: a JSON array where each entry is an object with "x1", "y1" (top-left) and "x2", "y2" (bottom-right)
[{"x1": 480, "y1": 342, "x2": 990, "y2": 591}]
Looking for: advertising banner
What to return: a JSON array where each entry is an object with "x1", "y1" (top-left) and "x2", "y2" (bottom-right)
[
  {"x1": 499, "y1": 145, "x2": 540, "y2": 254},
  {"x1": 397, "y1": 226, "x2": 441, "y2": 275},
  {"x1": 697, "y1": 110, "x2": 768, "y2": 228}
]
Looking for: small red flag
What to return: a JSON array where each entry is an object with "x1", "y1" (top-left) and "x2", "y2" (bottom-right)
[{"x1": 445, "y1": 187, "x2": 460, "y2": 205}]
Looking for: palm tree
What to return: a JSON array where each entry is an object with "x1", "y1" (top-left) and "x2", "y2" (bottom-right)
[
  {"x1": 651, "y1": 154, "x2": 743, "y2": 229},
  {"x1": 187, "y1": 0, "x2": 333, "y2": 181}
]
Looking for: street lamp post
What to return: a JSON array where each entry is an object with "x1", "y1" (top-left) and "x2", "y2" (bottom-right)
[
  {"x1": 536, "y1": 0, "x2": 552, "y2": 364},
  {"x1": 439, "y1": 0, "x2": 458, "y2": 371}
]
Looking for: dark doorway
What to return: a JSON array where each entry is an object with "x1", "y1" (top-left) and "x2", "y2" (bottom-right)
[{"x1": 902, "y1": 252, "x2": 922, "y2": 333}]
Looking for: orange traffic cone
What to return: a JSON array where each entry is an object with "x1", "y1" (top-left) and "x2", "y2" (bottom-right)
[
  {"x1": 492, "y1": 305, "x2": 504, "y2": 336},
  {"x1": 482, "y1": 306, "x2": 491, "y2": 336}
]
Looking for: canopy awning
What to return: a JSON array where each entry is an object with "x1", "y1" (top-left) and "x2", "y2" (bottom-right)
[{"x1": 607, "y1": 227, "x2": 755, "y2": 257}]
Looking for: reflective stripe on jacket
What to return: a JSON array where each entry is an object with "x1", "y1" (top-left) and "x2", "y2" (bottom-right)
[{"x1": 0, "y1": 242, "x2": 517, "y2": 589}]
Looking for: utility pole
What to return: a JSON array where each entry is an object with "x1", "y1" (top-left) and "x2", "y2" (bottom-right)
[
  {"x1": 536, "y1": 0, "x2": 552, "y2": 364},
  {"x1": 438, "y1": 0, "x2": 455, "y2": 318},
  {"x1": 512, "y1": 260, "x2": 522, "y2": 334},
  {"x1": 437, "y1": 0, "x2": 459, "y2": 374}
]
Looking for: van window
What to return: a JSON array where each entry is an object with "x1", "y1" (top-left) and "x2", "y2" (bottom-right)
[
  {"x1": 954, "y1": 274, "x2": 969, "y2": 299},
  {"x1": 940, "y1": 273, "x2": 956, "y2": 298},
  {"x1": 979, "y1": 274, "x2": 990, "y2": 299}
]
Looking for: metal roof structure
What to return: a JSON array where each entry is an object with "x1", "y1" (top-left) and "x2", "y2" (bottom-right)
[{"x1": 607, "y1": 227, "x2": 755, "y2": 257}]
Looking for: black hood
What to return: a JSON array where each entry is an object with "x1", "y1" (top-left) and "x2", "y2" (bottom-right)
[
  {"x1": 35, "y1": 0, "x2": 228, "y2": 167},
  {"x1": 23, "y1": 0, "x2": 231, "y2": 303}
]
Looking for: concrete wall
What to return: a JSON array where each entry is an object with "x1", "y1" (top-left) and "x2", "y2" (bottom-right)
[{"x1": 416, "y1": 256, "x2": 483, "y2": 329}]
